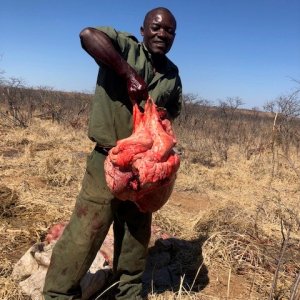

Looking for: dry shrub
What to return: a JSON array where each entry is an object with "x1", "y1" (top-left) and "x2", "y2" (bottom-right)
[{"x1": 194, "y1": 200, "x2": 299, "y2": 299}]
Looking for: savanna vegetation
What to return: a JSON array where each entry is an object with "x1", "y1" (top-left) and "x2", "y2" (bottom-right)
[{"x1": 0, "y1": 74, "x2": 299, "y2": 299}]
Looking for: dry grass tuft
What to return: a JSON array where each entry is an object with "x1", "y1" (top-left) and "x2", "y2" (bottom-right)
[
  {"x1": 37, "y1": 151, "x2": 81, "y2": 187},
  {"x1": 0, "y1": 185, "x2": 20, "y2": 218},
  {"x1": 193, "y1": 200, "x2": 299, "y2": 298}
]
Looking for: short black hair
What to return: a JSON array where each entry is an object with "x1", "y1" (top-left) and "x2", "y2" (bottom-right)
[{"x1": 143, "y1": 7, "x2": 177, "y2": 28}]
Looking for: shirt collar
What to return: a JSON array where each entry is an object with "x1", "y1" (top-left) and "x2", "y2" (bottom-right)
[{"x1": 141, "y1": 42, "x2": 172, "y2": 73}]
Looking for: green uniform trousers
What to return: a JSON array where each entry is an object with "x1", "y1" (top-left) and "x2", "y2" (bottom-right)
[{"x1": 43, "y1": 149, "x2": 152, "y2": 300}]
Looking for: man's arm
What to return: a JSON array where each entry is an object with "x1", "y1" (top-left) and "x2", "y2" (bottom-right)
[{"x1": 79, "y1": 27, "x2": 148, "y2": 103}]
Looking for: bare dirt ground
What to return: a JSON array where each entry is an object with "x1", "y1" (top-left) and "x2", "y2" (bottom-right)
[{"x1": 0, "y1": 118, "x2": 299, "y2": 299}]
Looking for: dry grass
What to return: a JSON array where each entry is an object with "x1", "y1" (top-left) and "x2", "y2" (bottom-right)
[{"x1": 0, "y1": 114, "x2": 299, "y2": 300}]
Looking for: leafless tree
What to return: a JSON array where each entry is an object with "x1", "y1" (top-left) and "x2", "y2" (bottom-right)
[
  {"x1": 212, "y1": 97, "x2": 244, "y2": 161},
  {"x1": 264, "y1": 89, "x2": 300, "y2": 156},
  {"x1": 0, "y1": 77, "x2": 36, "y2": 127}
]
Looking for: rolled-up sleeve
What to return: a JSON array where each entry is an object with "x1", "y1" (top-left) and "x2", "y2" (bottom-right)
[{"x1": 95, "y1": 26, "x2": 138, "y2": 54}]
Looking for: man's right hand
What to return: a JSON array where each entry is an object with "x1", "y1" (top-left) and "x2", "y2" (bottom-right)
[{"x1": 126, "y1": 72, "x2": 148, "y2": 105}]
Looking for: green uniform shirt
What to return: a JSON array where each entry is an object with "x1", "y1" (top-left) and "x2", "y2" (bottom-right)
[{"x1": 88, "y1": 26, "x2": 182, "y2": 147}]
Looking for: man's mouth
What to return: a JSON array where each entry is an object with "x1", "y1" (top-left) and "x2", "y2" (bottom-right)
[{"x1": 154, "y1": 41, "x2": 167, "y2": 48}]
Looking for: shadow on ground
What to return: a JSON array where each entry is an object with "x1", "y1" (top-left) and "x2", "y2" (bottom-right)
[
  {"x1": 85, "y1": 236, "x2": 209, "y2": 299},
  {"x1": 142, "y1": 236, "x2": 209, "y2": 295}
]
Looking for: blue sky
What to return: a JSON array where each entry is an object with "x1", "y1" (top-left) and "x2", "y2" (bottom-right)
[{"x1": 1, "y1": 0, "x2": 300, "y2": 109}]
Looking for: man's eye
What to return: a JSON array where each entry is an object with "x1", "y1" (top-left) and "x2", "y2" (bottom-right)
[
  {"x1": 151, "y1": 25, "x2": 160, "y2": 31},
  {"x1": 166, "y1": 28, "x2": 175, "y2": 35}
]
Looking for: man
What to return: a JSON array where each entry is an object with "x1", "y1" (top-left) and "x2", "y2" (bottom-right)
[{"x1": 43, "y1": 7, "x2": 182, "y2": 300}]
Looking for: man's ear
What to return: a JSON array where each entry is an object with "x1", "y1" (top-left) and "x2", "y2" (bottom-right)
[{"x1": 140, "y1": 26, "x2": 144, "y2": 37}]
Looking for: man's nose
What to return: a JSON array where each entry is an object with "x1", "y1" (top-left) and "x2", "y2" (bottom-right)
[{"x1": 157, "y1": 29, "x2": 167, "y2": 38}]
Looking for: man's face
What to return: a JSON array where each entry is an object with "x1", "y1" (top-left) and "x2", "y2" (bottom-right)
[{"x1": 141, "y1": 10, "x2": 176, "y2": 56}]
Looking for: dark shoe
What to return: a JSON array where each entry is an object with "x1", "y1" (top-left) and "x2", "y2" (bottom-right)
[{"x1": 81, "y1": 268, "x2": 114, "y2": 300}]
